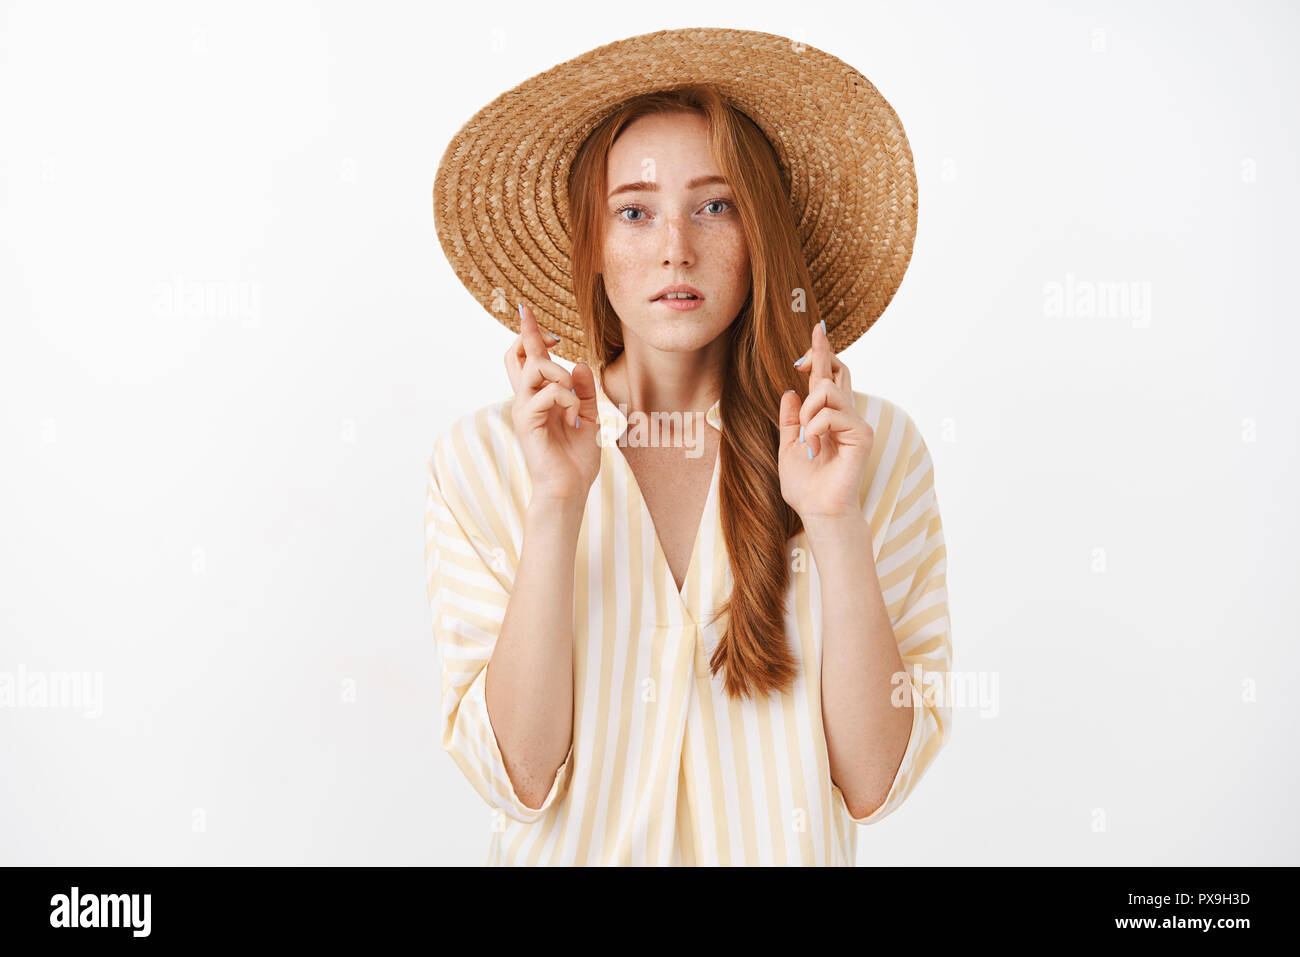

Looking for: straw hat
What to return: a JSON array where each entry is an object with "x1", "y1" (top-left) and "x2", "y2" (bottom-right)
[{"x1": 432, "y1": 26, "x2": 917, "y2": 365}]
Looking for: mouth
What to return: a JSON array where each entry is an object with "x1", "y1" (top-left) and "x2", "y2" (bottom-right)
[
  {"x1": 651, "y1": 284, "x2": 705, "y2": 311},
  {"x1": 651, "y1": 284, "x2": 704, "y2": 303},
  {"x1": 652, "y1": 294, "x2": 704, "y2": 311}
]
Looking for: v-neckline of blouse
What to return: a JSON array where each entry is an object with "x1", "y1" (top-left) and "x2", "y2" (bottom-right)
[{"x1": 594, "y1": 374, "x2": 723, "y2": 627}]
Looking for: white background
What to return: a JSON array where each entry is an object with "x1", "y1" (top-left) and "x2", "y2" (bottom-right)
[{"x1": 2, "y1": 0, "x2": 1296, "y2": 866}]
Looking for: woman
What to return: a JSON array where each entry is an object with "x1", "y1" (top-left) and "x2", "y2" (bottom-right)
[{"x1": 427, "y1": 29, "x2": 951, "y2": 865}]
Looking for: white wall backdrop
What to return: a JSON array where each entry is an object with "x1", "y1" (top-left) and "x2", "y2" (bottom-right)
[{"x1": 1, "y1": 0, "x2": 1296, "y2": 865}]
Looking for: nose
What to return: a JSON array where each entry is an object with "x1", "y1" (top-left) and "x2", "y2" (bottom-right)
[{"x1": 661, "y1": 215, "x2": 695, "y2": 268}]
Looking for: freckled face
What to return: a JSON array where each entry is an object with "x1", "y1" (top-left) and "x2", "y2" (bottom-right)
[{"x1": 601, "y1": 112, "x2": 751, "y2": 353}]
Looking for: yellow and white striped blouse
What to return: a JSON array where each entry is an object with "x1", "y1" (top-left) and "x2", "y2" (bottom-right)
[{"x1": 424, "y1": 373, "x2": 952, "y2": 865}]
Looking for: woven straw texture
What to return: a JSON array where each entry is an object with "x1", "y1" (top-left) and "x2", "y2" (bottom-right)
[{"x1": 433, "y1": 27, "x2": 917, "y2": 365}]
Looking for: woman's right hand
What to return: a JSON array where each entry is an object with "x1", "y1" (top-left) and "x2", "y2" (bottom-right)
[{"x1": 504, "y1": 303, "x2": 601, "y2": 505}]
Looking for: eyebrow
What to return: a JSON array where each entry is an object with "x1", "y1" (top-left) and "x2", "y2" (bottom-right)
[{"x1": 607, "y1": 174, "x2": 730, "y2": 200}]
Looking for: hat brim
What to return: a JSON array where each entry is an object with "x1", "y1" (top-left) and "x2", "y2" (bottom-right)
[{"x1": 433, "y1": 26, "x2": 918, "y2": 364}]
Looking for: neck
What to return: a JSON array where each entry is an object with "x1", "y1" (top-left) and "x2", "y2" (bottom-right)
[{"x1": 600, "y1": 336, "x2": 727, "y2": 418}]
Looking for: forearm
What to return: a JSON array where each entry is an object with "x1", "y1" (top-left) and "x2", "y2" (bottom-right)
[
  {"x1": 806, "y1": 512, "x2": 913, "y2": 819},
  {"x1": 485, "y1": 497, "x2": 584, "y2": 809}
]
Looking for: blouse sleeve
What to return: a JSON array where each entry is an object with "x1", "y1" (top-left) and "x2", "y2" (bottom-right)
[
  {"x1": 841, "y1": 406, "x2": 953, "y2": 825},
  {"x1": 424, "y1": 429, "x2": 574, "y2": 824}
]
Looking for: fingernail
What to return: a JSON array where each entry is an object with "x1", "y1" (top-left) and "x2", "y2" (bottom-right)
[
  {"x1": 793, "y1": 356, "x2": 807, "y2": 368},
  {"x1": 798, "y1": 424, "x2": 805, "y2": 444},
  {"x1": 784, "y1": 389, "x2": 795, "y2": 394},
  {"x1": 807, "y1": 445, "x2": 814, "y2": 460},
  {"x1": 548, "y1": 333, "x2": 562, "y2": 343},
  {"x1": 518, "y1": 302, "x2": 525, "y2": 319},
  {"x1": 819, "y1": 319, "x2": 827, "y2": 336}
]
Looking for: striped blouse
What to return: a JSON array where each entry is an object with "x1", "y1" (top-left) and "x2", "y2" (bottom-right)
[{"x1": 424, "y1": 372, "x2": 952, "y2": 865}]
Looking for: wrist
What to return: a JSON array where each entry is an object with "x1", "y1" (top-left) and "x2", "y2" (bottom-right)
[
  {"x1": 801, "y1": 510, "x2": 872, "y2": 562},
  {"x1": 800, "y1": 509, "x2": 867, "y2": 538},
  {"x1": 526, "y1": 494, "x2": 587, "y2": 529}
]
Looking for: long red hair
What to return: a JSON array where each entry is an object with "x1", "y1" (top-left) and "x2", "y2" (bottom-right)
[{"x1": 567, "y1": 85, "x2": 823, "y2": 700}]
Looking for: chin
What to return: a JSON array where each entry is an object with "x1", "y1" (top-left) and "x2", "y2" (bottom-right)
[
  {"x1": 624, "y1": 313, "x2": 734, "y2": 352},
  {"x1": 641, "y1": 329, "x2": 724, "y2": 353}
]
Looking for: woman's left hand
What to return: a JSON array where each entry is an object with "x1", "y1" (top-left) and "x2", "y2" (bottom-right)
[{"x1": 778, "y1": 320, "x2": 875, "y2": 521}]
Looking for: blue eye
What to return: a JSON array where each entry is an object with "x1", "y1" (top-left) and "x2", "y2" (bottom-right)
[{"x1": 612, "y1": 199, "x2": 732, "y2": 222}]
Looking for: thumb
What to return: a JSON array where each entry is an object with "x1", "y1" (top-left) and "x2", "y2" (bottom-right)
[
  {"x1": 571, "y1": 361, "x2": 598, "y2": 422},
  {"x1": 778, "y1": 389, "x2": 801, "y2": 447}
]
